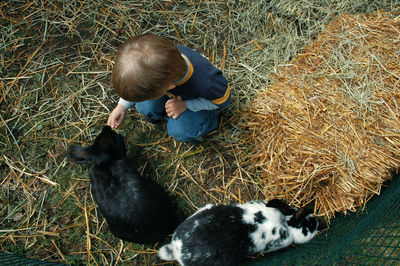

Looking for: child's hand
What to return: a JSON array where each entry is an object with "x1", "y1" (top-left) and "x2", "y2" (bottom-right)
[
  {"x1": 108, "y1": 104, "x2": 127, "y2": 128},
  {"x1": 165, "y1": 97, "x2": 187, "y2": 119}
]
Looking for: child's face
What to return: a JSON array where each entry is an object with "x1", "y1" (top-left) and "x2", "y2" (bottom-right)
[{"x1": 148, "y1": 84, "x2": 176, "y2": 100}]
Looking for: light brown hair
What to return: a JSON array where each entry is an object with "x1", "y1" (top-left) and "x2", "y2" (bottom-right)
[{"x1": 111, "y1": 33, "x2": 186, "y2": 102}]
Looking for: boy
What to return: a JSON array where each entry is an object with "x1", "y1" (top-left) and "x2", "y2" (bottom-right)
[{"x1": 107, "y1": 33, "x2": 230, "y2": 143}]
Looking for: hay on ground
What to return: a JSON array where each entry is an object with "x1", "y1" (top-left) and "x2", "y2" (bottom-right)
[{"x1": 240, "y1": 11, "x2": 400, "y2": 220}]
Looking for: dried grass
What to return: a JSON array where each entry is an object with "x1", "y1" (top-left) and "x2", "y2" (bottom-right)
[
  {"x1": 0, "y1": 0, "x2": 398, "y2": 264},
  {"x1": 240, "y1": 11, "x2": 400, "y2": 220}
]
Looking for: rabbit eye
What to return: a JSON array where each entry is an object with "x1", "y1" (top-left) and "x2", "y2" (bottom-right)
[{"x1": 254, "y1": 211, "x2": 266, "y2": 224}]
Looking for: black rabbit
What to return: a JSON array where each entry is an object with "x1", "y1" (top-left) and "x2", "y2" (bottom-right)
[
  {"x1": 158, "y1": 199, "x2": 319, "y2": 266},
  {"x1": 67, "y1": 126, "x2": 178, "y2": 244}
]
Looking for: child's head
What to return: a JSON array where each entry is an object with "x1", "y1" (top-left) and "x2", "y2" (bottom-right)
[{"x1": 111, "y1": 33, "x2": 186, "y2": 102}]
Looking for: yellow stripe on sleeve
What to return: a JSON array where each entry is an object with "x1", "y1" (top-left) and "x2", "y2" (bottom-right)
[{"x1": 212, "y1": 85, "x2": 230, "y2": 105}]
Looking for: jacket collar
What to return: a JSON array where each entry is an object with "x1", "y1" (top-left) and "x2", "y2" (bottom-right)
[{"x1": 174, "y1": 54, "x2": 193, "y2": 86}]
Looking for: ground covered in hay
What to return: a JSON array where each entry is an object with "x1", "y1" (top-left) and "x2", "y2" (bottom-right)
[{"x1": 1, "y1": 0, "x2": 398, "y2": 265}]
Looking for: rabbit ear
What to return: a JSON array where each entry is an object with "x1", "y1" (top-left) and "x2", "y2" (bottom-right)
[
  {"x1": 266, "y1": 199, "x2": 296, "y2": 216},
  {"x1": 295, "y1": 207, "x2": 305, "y2": 220},
  {"x1": 95, "y1": 126, "x2": 114, "y2": 151},
  {"x1": 101, "y1": 125, "x2": 113, "y2": 135},
  {"x1": 288, "y1": 207, "x2": 307, "y2": 227}
]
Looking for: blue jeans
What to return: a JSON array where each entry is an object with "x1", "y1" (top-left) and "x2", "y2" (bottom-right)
[{"x1": 136, "y1": 96, "x2": 217, "y2": 142}]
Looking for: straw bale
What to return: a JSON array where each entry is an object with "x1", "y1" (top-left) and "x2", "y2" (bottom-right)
[{"x1": 241, "y1": 11, "x2": 400, "y2": 219}]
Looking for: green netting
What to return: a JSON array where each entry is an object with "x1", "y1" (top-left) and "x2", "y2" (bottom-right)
[
  {"x1": 248, "y1": 173, "x2": 400, "y2": 265},
  {"x1": 0, "y1": 251, "x2": 63, "y2": 266}
]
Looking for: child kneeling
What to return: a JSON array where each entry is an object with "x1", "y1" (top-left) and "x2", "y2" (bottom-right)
[{"x1": 108, "y1": 33, "x2": 231, "y2": 143}]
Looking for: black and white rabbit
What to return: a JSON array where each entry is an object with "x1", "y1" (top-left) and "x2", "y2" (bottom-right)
[
  {"x1": 67, "y1": 126, "x2": 178, "y2": 244},
  {"x1": 158, "y1": 199, "x2": 319, "y2": 266}
]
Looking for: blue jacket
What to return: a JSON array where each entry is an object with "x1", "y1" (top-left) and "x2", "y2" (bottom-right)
[{"x1": 171, "y1": 45, "x2": 231, "y2": 109}]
